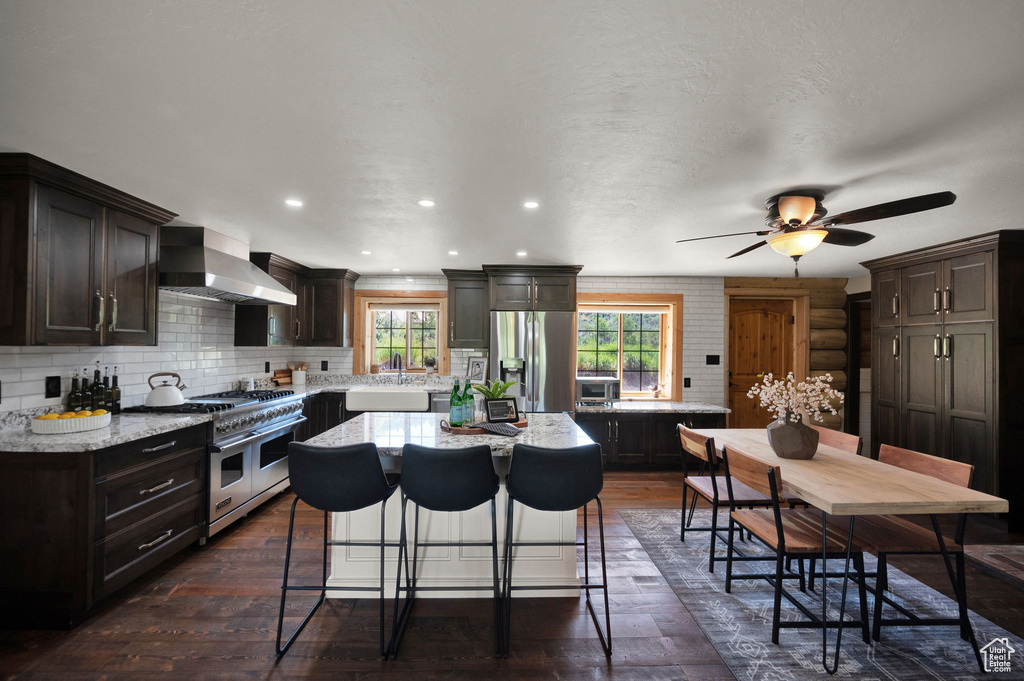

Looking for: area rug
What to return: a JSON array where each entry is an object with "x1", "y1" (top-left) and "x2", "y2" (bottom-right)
[
  {"x1": 966, "y1": 545, "x2": 1024, "y2": 592},
  {"x1": 620, "y1": 508, "x2": 1024, "y2": 680}
]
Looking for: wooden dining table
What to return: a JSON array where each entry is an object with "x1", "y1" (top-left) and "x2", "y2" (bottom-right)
[{"x1": 693, "y1": 428, "x2": 1009, "y2": 674}]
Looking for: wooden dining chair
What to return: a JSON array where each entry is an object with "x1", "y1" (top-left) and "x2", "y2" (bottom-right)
[
  {"x1": 723, "y1": 446, "x2": 872, "y2": 645},
  {"x1": 677, "y1": 425, "x2": 771, "y2": 573},
  {"x1": 856, "y1": 444, "x2": 976, "y2": 646},
  {"x1": 808, "y1": 424, "x2": 863, "y2": 456}
]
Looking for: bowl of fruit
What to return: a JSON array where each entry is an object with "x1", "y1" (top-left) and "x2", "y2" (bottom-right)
[{"x1": 31, "y1": 409, "x2": 111, "y2": 434}]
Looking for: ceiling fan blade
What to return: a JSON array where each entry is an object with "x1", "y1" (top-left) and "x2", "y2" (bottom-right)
[
  {"x1": 726, "y1": 241, "x2": 768, "y2": 259},
  {"x1": 822, "y1": 228, "x2": 876, "y2": 247},
  {"x1": 676, "y1": 230, "x2": 769, "y2": 244},
  {"x1": 816, "y1": 191, "x2": 956, "y2": 227}
]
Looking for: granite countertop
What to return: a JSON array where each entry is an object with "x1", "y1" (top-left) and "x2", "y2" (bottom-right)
[
  {"x1": 286, "y1": 385, "x2": 451, "y2": 399},
  {"x1": 0, "y1": 413, "x2": 214, "y2": 453},
  {"x1": 304, "y1": 412, "x2": 592, "y2": 457},
  {"x1": 574, "y1": 401, "x2": 730, "y2": 414}
]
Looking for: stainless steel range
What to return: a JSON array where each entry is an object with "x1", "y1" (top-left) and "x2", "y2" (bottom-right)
[{"x1": 125, "y1": 389, "x2": 306, "y2": 537}]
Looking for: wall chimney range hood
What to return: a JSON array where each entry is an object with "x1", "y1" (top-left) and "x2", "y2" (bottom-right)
[{"x1": 158, "y1": 226, "x2": 297, "y2": 305}]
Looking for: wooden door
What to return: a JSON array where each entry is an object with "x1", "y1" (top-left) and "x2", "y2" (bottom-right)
[
  {"x1": 728, "y1": 298, "x2": 794, "y2": 428},
  {"x1": 944, "y1": 322, "x2": 994, "y2": 494},
  {"x1": 872, "y1": 268, "x2": 900, "y2": 327},
  {"x1": 611, "y1": 415, "x2": 648, "y2": 464},
  {"x1": 33, "y1": 184, "x2": 105, "y2": 345},
  {"x1": 871, "y1": 326, "x2": 900, "y2": 457},
  {"x1": 900, "y1": 261, "x2": 943, "y2": 325},
  {"x1": 105, "y1": 211, "x2": 158, "y2": 346},
  {"x1": 944, "y1": 251, "x2": 994, "y2": 323},
  {"x1": 899, "y1": 324, "x2": 943, "y2": 455}
]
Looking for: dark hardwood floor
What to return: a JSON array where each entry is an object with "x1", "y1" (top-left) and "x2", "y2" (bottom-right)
[{"x1": 2, "y1": 471, "x2": 1023, "y2": 681}]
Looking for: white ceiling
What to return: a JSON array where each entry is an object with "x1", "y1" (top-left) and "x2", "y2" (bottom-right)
[{"x1": 1, "y1": 0, "x2": 1023, "y2": 277}]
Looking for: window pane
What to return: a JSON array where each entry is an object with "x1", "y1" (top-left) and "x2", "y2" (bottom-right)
[
  {"x1": 641, "y1": 371, "x2": 659, "y2": 391},
  {"x1": 422, "y1": 311, "x2": 436, "y2": 327},
  {"x1": 622, "y1": 331, "x2": 640, "y2": 351},
  {"x1": 597, "y1": 313, "x2": 618, "y2": 331},
  {"x1": 622, "y1": 372, "x2": 641, "y2": 392},
  {"x1": 641, "y1": 332, "x2": 660, "y2": 350},
  {"x1": 622, "y1": 313, "x2": 641, "y2": 331},
  {"x1": 577, "y1": 312, "x2": 597, "y2": 331},
  {"x1": 578, "y1": 330, "x2": 597, "y2": 350},
  {"x1": 410, "y1": 349, "x2": 423, "y2": 367},
  {"x1": 411, "y1": 329, "x2": 423, "y2": 346},
  {"x1": 423, "y1": 329, "x2": 436, "y2": 346},
  {"x1": 623, "y1": 351, "x2": 641, "y2": 371},
  {"x1": 642, "y1": 353, "x2": 660, "y2": 371},
  {"x1": 410, "y1": 311, "x2": 422, "y2": 327},
  {"x1": 577, "y1": 352, "x2": 596, "y2": 372},
  {"x1": 642, "y1": 314, "x2": 661, "y2": 331},
  {"x1": 597, "y1": 332, "x2": 618, "y2": 351}
]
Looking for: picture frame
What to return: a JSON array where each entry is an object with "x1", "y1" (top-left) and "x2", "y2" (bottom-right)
[
  {"x1": 467, "y1": 356, "x2": 488, "y2": 383},
  {"x1": 484, "y1": 397, "x2": 519, "y2": 424}
]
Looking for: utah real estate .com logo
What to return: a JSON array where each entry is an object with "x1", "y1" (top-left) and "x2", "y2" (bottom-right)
[{"x1": 980, "y1": 637, "x2": 1015, "y2": 673}]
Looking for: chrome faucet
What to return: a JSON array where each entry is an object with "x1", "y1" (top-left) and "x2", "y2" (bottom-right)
[{"x1": 392, "y1": 352, "x2": 405, "y2": 384}]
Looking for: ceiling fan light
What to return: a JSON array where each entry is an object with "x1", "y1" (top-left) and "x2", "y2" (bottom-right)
[
  {"x1": 767, "y1": 229, "x2": 827, "y2": 257},
  {"x1": 778, "y1": 195, "x2": 817, "y2": 225}
]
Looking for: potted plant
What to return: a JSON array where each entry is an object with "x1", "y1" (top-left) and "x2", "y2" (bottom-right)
[
  {"x1": 472, "y1": 380, "x2": 521, "y2": 422},
  {"x1": 746, "y1": 372, "x2": 844, "y2": 459},
  {"x1": 423, "y1": 356, "x2": 436, "y2": 374}
]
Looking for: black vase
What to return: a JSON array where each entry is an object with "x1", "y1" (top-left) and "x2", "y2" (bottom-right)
[{"x1": 766, "y1": 412, "x2": 819, "y2": 460}]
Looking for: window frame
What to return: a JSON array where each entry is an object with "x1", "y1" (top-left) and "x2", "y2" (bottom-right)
[
  {"x1": 353, "y1": 291, "x2": 450, "y2": 375},
  {"x1": 576, "y1": 293, "x2": 683, "y2": 400},
  {"x1": 371, "y1": 309, "x2": 439, "y2": 369}
]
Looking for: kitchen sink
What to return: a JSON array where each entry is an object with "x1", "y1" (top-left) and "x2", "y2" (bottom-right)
[{"x1": 345, "y1": 386, "x2": 431, "y2": 412}]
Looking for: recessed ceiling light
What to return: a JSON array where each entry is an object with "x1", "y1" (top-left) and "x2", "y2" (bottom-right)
[
  {"x1": 516, "y1": 251, "x2": 528, "y2": 257},
  {"x1": 523, "y1": 201, "x2": 539, "y2": 209},
  {"x1": 392, "y1": 268, "x2": 401, "y2": 272},
  {"x1": 360, "y1": 250, "x2": 372, "y2": 255},
  {"x1": 406, "y1": 277, "x2": 414, "y2": 282},
  {"x1": 417, "y1": 199, "x2": 436, "y2": 207},
  {"x1": 285, "y1": 199, "x2": 303, "y2": 207},
  {"x1": 448, "y1": 250, "x2": 458, "y2": 255}
]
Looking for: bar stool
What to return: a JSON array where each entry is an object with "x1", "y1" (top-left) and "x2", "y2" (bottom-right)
[
  {"x1": 502, "y1": 443, "x2": 610, "y2": 657},
  {"x1": 276, "y1": 442, "x2": 399, "y2": 659},
  {"x1": 389, "y1": 443, "x2": 502, "y2": 658}
]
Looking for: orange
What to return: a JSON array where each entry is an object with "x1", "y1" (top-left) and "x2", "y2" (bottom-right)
[
  {"x1": 57, "y1": 414, "x2": 74, "y2": 419},
  {"x1": 36, "y1": 413, "x2": 59, "y2": 420},
  {"x1": 92, "y1": 409, "x2": 107, "y2": 415},
  {"x1": 78, "y1": 410, "x2": 93, "y2": 417}
]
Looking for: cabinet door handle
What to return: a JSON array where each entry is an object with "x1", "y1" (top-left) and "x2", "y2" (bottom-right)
[
  {"x1": 450, "y1": 320, "x2": 455, "y2": 343},
  {"x1": 891, "y1": 295, "x2": 899, "y2": 316},
  {"x1": 614, "y1": 421, "x2": 619, "y2": 441},
  {"x1": 142, "y1": 440, "x2": 177, "y2": 453},
  {"x1": 943, "y1": 287, "x2": 951, "y2": 311},
  {"x1": 138, "y1": 530, "x2": 173, "y2": 551},
  {"x1": 933, "y1": 335, "x2": 941, "y2": 358},
  {"x1": 943, "y1": 334, "x2": 951, "y2": 359},
  {"x1": 139, "y1": 479, "x2": 174, "y2": 495},
  {"x1": 295, "y1": 319, "x2": 301, "y2": 340},
  {"x1": 892, "y1": 337, "x2": 899, "y2": 357},
  {"x1": 108, "y1": 292, "x2": 118, "y2": 331},
  {"x1": 607, "y1": 421, "x2": 612, "y2": 441},
  {"x1": 268, "y1": 314, "x2": 275, "y2": 337},
  {"x1": 933, "y1": 290, "x2": 941, "y2": 312},
  {"x1": 94, "y1": 290, "x2": 104, "y2": 332}
]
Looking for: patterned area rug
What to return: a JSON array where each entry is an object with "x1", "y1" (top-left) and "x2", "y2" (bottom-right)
[{"x1": 620, "y1": 508, "x2": 1024, "y2": 680}]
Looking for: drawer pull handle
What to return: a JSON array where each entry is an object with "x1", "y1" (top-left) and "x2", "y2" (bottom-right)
[
  {"x1": 138, "y1": 529, "x2": 173, "y2": 551},
  {"x1": 139, "y1": 479, "x2": 174, "y2": 496},
  {"x1": 142, "y1": 440, "x2": 177, "y2": 453}
]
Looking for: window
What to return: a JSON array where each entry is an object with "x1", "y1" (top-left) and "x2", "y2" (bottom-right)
[
  {"x1": 577, "y1": 310, "x2": 663, "y2": 392},
  {"x1": 373, "y1": 309, "x2": 438, "y2": 369}
]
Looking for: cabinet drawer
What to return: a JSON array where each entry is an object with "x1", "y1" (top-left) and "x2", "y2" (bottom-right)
[
  {"x1": 99, "y1": 494, "x2": 202, "y2": 596},
  {"x1": 95, "y1": 424, "x2": 207, "y2": 477},
  {"x1": 96, "y1": 446, "x2": 205, "y2": 538}
]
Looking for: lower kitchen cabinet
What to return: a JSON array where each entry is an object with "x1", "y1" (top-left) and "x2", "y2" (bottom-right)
[
  {"x1": 0, "y1": 424, "x2": 208, "y2": 627},
  {"x1": 574, "y1": 411, "x2": 726, "y2": 468}
]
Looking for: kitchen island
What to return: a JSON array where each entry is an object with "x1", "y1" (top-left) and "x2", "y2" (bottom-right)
[{"x1": 303, "y1": 412, "x2": 593, "y2": 598}]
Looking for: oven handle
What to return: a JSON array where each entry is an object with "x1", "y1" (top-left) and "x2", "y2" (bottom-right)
[{"x1": 210, "y1": 416, "x2": 306, "y2": 453}]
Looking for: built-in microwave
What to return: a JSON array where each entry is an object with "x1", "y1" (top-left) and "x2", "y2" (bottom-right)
[{"x1": 575, "y1": 377, "x2": 620, "y2": 404}]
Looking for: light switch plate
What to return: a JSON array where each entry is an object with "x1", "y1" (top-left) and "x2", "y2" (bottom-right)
[
  {"x1": 321, "y1": 360, "x2": 328, "y2": 371},
  {"x1": 45, "y1": 376, "x2": 62, "y2": 398}
]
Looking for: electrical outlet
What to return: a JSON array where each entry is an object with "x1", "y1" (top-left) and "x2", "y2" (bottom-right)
[
  {"x1": 706, "y1": 354, "x2": 720, "y2": 365},
  {"x1": 45, "y1": 376, "x2": 62, "y2": 398},
  {"x1": 684, "y1": 377, "x2": 691, "y2": 388},
  {"x1": 321, "y1": 360, "x2": 328, "y2": 371},
  {"x1": 265, "y1": 361, "x2": 271, "y2": 373}
]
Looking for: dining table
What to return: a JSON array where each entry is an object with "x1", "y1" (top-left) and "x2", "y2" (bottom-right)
[{"x1": 693, "y1": 428, "x2": 1009, "y2": 674}]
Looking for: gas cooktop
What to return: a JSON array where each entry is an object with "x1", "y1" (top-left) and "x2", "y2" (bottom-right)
[
  {"x1": 192, "y1": 390, "x2": 295, "y2": 403},
  {"x1": 122, "y1": 402, "x2": 234, "y2": 414}
]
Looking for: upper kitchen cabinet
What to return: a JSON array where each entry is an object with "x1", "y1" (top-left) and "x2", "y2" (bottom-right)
[
  {"x1": 482, "y1": 265, "x2": 583, "y2": 311},
  {"x1": 306, "y1": 269, "x2": 359, "y2": 347},
  {"x1": 0, "y1": 154, "x2": 173, "y2": 346},
  {"x1": 443, "y1": 269, "x2": 489, "y2": 348},
  {"x1": 234, "y1": 255, "x2": 359, "y2": 348}
]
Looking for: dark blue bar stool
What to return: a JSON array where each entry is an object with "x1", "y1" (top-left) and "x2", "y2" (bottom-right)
[
  {"x1": 389, "y1": 443, "x2": 502, "y2": 658},
  {"x1": 276, "y1": 442, "x2": 399, "y2": 659},
  {"x1": 503, "y1": 443, "x2": 610, "y2": 657}
]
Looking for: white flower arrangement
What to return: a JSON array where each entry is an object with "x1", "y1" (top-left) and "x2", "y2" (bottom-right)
[{"x1": 746, "y1": 372, "x2": 844, "y2": 423}]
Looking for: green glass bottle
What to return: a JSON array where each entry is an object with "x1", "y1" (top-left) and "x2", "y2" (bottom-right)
[
  {"x1": 80, "y1": 368, "x2": 92, "y2": 411},
  {"x1": 449, "y1": 379, "x2": 463, "y2": 427},
  {"x1": 110, "y1": 366, "x2": 122, "y2": 415},
  {"x1": 91, "y1": 361, "x2": 105, "y2": 411},
  {"x1": 461, "y1": 381, "x2": 475, "y2": 425},
  {"x1": 68, "y1": 370, "x2": 83, "y2": 412}
]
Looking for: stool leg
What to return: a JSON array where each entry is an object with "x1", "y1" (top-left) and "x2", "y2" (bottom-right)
[
  {"x1": 276, "y1": 498, "x2": 326, "y2": 657},
  {"x1": 680, "y1": 482, "x2": 688, "y2": 542},
  {"x1": 872, "y1": 554, "x2": 887, "y2": 642},
  {"x1": 854, "y1": 552, "x2": 870, "y2": 644},
  {"x1": 502, "y1": 498, "x2": 515, "y2": 657},
  {"x1": 389, "y1": 496, "x2": 413, "y2": 659},
  {"x1": 378, "y1": 498, "x2": 388, "y2": 659},
  {"x1": 490, "y1": 498, "x2": 501, "y2": 658},
  {"x1": 590, "y1": 497, "x2": 611, "y2": 655},
  {"x1": 725, "y1": 514, "x2": 735, "y2": 594},
  {"x1": 709, "y1": 498, "x2": 719, "y2": 573}
]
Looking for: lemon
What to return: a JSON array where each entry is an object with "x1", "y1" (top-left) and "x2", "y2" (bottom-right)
[
  {"x1": 57, "y1": 414, "x2": 75, "y2": 419},
  {"x1": 92, "y1": 409, "x2": 107, "y2": 415},
  {"x1": 36, "y1": 413, "x2": 59, "y2": 420},
  {"x1": 78, "y1": 410, "x2": 93, "y2": 417}
]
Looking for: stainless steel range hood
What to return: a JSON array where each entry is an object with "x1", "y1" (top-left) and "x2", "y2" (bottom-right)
[{"x1": 158, "y1": 226, "x2": 297, "y2": 305}]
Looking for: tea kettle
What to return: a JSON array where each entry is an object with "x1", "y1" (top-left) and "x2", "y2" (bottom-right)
[{"x1": 145, "y1": 372, "x2": 187, "y2": 406}]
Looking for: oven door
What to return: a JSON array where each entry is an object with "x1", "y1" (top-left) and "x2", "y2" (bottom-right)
[
  {"x1": 251, "y1": 416, "x2": 306, "y2": 495},
  {"x1": 209, "y1": 438, "x2": 253, "y2": 524}
]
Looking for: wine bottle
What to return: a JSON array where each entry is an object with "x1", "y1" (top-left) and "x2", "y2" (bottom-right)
[
  {"x1": 68, "y1": 370, "x2": 83, "y2": 412},
  {"x1": 103, "y1": 367, "x2": 112, "y2": 411},
  {"x1": 461, "y1": 381, "x2": 475, "y2": 425},
  {"x1": 449, "y1": 379, "x2": 463, "y2": 427},
  {"x1": 91, "y1": 361, "x2": 105, "y2": 411},
  {"x1": 80, "y1": 369, "x2": 92, "y2": 411},
  {"x1": 110, "y1": 366, "x2": 122, "y2": 415}
]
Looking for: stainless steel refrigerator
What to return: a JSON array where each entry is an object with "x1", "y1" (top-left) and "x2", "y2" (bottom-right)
[{"x1": 489, "y1": 311, "x2": 575, "y2": 413}]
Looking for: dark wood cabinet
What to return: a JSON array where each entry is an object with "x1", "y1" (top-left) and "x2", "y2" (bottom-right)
[
  {"x1": 863, "y1": 231, "x2": 1024, "y2": 527},
  {"x1": 872, "y1": 268, "x2": 900, "y2": 327},
  {"x1": 483, "y1": 265, "x2": 582, "y2": 311},
  {"x1": 0, "y1": 154, "x2": 174, "y2": 346},
  {"x1": 575, "y1": 411, "x2": 726, "y2": 467},
  {"x1": 235, "y1": 256, "x2": 358, "y2": 348},
  {"x1": 318, "y1": 393, "x2": 347, "y2": 432},
  {"x1": 0, "y1": 424, "x2": 208, "y2": 627},
  {"x1": 443, "y1": 269, "x2": 489, "y2": 348}
]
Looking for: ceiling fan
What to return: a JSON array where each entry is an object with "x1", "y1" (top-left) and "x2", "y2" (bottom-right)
[{"x1": 677, "y1": 190, "x2": 957, "y2": 276}]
